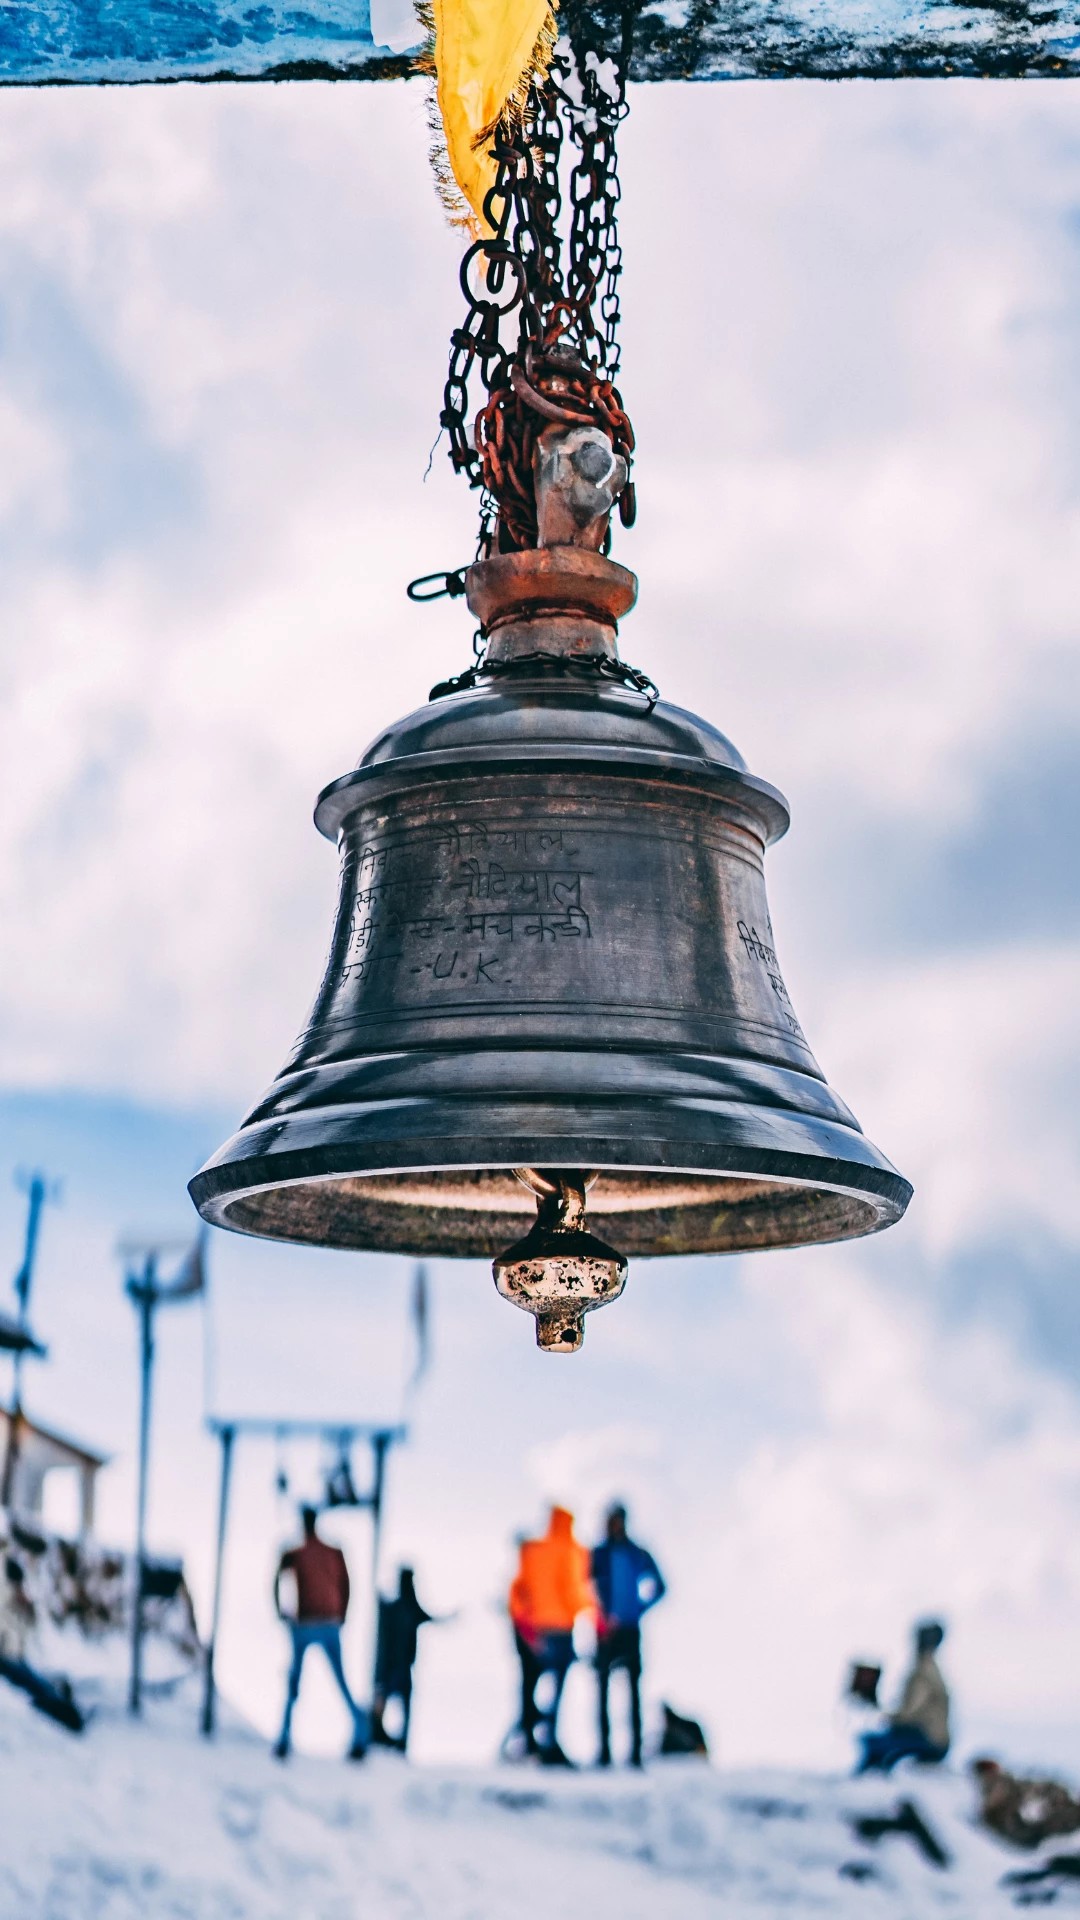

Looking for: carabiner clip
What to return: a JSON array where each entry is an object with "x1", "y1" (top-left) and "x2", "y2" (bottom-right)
[{"x1": 406, "y1": 568, "x2": 468, "y2": 603}]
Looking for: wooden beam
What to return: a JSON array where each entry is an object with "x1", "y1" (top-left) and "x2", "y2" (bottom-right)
[{"x1": 0, "y1": 0, "x2": 1074, "y2": 88}]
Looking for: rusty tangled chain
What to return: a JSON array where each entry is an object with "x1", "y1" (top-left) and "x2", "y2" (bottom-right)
[{"x1": 440, "y1": 16, "x2": 636, "y2": 555}]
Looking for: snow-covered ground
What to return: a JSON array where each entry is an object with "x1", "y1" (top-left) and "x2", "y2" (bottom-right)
[{"x1": 3, "y1": 1680, "x2": 1078, "y2": 1918}]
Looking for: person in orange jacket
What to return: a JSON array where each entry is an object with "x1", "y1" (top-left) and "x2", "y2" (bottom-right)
[{"x1": 508, "y1": 1506, "x2": 595, "y2": 1765}]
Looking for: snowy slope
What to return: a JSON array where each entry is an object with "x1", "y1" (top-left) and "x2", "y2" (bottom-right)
[{"x1": 0, "y1": 1681, "x2": 1074, "y2": 1918}]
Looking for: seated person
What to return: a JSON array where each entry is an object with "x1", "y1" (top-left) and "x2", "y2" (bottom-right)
[{"x1": 855, "y1": 1621, "x2": 950, "y2": 1775}]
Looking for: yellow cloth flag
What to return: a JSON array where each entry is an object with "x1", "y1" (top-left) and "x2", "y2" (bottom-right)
[{"x1": 431, "y1": 0, "x2": 558, "y2": 233}]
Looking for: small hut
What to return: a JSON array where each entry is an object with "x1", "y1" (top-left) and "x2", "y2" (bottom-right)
[{"x1": 0, "y1": 1408, "x2": 106, "y2": 1539}]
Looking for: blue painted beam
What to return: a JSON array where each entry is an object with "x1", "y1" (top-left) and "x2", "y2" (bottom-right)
[
  {"x1": 0, "y1": 3, "x2": 414, "y2": 84},
  {"x1": 0, "y1": 0, "x2": 1074, "y2": 84}
]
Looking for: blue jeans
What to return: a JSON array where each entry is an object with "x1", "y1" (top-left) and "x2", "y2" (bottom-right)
[
  {"x1": 856, "y1": 1724, "x2": 948, "y2": 1775},
  {"x1": 278, "y1": 1622, "x2": 369, "y2": 1752}
]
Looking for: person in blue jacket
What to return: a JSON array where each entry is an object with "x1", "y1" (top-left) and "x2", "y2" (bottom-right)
[{"x1": 590, "y1": 1503, "x2": 666, "y2": 1768}]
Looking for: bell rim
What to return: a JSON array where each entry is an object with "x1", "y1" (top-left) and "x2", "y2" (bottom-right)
[
  {"x1": 315, "y1": 745, "x2": 790, "y2": 843},
  {"x1": 189, "y1": 1142, "x2": 912, "y2": 1258}
]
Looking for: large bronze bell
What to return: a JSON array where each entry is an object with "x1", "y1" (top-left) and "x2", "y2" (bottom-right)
[{"x1": 190, "y1": 431, "x2": 911, "y2": 1347}]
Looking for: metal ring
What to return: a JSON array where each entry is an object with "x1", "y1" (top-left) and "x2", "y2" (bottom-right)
[
  {"x1": 406, "y1": 569, "x2": 467, "y2": 603},
  {"x1": 459, "y1": 243, "x2": 527, "y2": 317}
]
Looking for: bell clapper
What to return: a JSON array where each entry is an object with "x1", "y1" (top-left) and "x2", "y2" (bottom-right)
[
  {"x1": 533, "y1": 414, "x2": 628, "y2": 552},
  {"x1": 492, "y1": 1169, "x2": 628, "y2": 1353}
]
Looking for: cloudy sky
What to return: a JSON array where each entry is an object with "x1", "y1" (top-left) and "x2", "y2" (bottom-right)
[{"x1": 0, "y1": 75, "x2": 1078, "y2": 1772}]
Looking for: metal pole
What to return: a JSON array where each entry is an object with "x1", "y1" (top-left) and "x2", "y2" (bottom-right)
[
  {"x1": 201, "y1": 1424, "x2": 235, "y2": 1738},
  {"x1": 128, "y1": 1255, "x2": 156, "y2": 1717},
  {"x1": 369, "y1": 1430, "x2": 391, "y2": 1600},
  {"x1": 13, "y1": 1174, "x2": 46, "y2": 1328},
  {"x1": 367, "y1": 1429, "x2": 396, "y2": 1703}
]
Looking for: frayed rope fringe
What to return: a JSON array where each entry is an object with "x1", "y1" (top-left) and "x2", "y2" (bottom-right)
[{"x1": 417, "y1": 0, "x2": 560, "y2": 238}]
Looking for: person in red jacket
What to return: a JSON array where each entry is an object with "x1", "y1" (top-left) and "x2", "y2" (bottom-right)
[{"x1": 273, "y1": 1506, "x2": 368, "y2": 1760}]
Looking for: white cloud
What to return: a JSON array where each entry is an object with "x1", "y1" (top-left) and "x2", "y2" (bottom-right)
[
  {"x1": 0, "y1": 391, "x2": 67, "y2": 521},
  {"x1": 525, "y1": 1422, "x2": 664, "y2": 1520},
  {"x1": 806, "y1": 940, "x2": 1080, "y2": 1259},
  {"x1": 621, "y1": 85, "x2": 1080, "y2": 822}
]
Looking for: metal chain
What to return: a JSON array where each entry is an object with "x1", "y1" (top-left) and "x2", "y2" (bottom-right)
[
  {"x1": 439, "y1": 14, "x2": 635, "y2": 556},
  {"x1": 429, "y1": 649, "x2": 658, "y2": 706}
]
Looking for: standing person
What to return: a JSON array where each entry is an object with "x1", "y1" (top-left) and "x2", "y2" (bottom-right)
[
  {"x1": 508, "y1": 1506, "x2": 594, "y2": 1766},
  {"x1": 500, "y1": 1533, "x2": 543, "y2": 1762},
  {"x1": 591, "y1": 1503, "x2": 666, "y2": 1769},
  {"x1": 273, "y1": 1505, "x2": 368, "y2": 1761},
  {"x1": 855, "y1": 1620, "x2": 951, "y2": 1775},
  {"x1": 371, "y1": 1566, "x2": 439, "y2": 1754}
]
